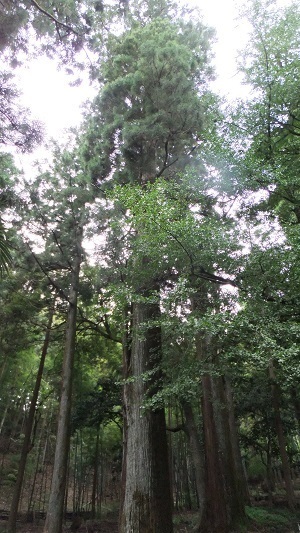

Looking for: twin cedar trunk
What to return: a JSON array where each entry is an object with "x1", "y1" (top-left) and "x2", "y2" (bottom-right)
[
  {"x1": 200, "y1": 371, "x2": 246, "y2": 532},
  {"x1": 120, "y1": 297, "x2": 173, "y2": 532},
  {"x1": 269, "y1": 359, "x2": 295, "y2": 510},
  {"x1": 194, "y1": 293, "x2": 247, "y2": 533},
  {"x1": 181, "y1": 401, "x2": 206, "y2": 526}
]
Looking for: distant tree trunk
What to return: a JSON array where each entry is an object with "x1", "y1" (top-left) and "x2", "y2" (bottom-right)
[
  {"x1": 181, "y1": 400, "x2": 205, "y2": 521},
  {"x1": 265, "y1": 441, "x2": 274, "y2": 506},
  {"x1": 0, "y1": 356, "x2": 8, "y2": 387},
  {"x1": 269, "y1": 359, "x2": 295, "y2": 510},
  {"x1": 43, "y1": 227, "x2": 82, "y2": 533},
  {"x1": 120, "y1": 293, "x2": 173, "y2": 533},
  {"x1": 27, "y1": 414, "x2": 47, "y2": 514},
  {"x1": 91, "y1": 427, "x2": 100, "y2": 519},
  {"x1": 0, "y1": 401, "x2": 8, "y2": 436},
  {"x1": 180, "y1": 438, "x2": 192, "y2": 510},
  {"x1": 224, "y1": 376, "x2": 251, "y2": 506},
  {"x1": 291, "y1": 386, "x2": 300, "y2": 429},
  {"x1": 8, "y1": 303, "x2": 55, "y2": 533}
]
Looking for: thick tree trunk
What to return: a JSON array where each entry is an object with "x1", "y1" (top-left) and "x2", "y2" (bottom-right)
[
  {"x1": 120, "y1": 296, "x2": 173, "y2": 533},
  {"x1": 43, "y1": 231, "x2": 82, "y2": 533},
  {"x1": 269, "y1": 359, "x2": 295, "y2": 510},
  {"x1": 199, "y1": 371, "x2": 229, "y2": 533},
  {"x1": 8, "y1": 304, "x2": 55, "y2": 533},
  {"x1": 224, "y1": 376, "x2": 251, "y2": 506},
  {"x1": 119, "y1": 304, "x2": 132, "y2": 527},
  {"x1": 211, "y1": 375, "x2": 246, "y2": 527}
]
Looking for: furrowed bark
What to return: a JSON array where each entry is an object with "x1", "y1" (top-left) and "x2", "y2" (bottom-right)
[{"x1": 120, "y1": 294, "x2": 173, "y2": 533}]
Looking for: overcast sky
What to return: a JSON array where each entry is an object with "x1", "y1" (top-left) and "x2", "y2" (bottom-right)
[
  {"x1": 15, "y1": 0, "x2": 292, "y2": 149},
  {"x1": 16, "y1": 0, "x2": 248, "y2": 142}
]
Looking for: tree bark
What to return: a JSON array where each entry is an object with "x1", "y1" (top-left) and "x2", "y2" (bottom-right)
[
  {"x1": 211, "y1": 375, "x2": 246, "y2": 526},
  {"x1": 91, "y1": 427, "x2": 100, "y2": 519},
  {"x1": 119, "y1": 304, "x2": 132, "y2": 527},
  {"x1": 224, "y1": 376, "x2": 251, "y2": 506},
  {"x1": 193, "y1": 292, "x2": 245, "y2": 532},
  {"x1": 0, "y1": 401, "x2": 8, "y2": 436},
  {"x1": 181, "y1": 400, "x2": 205, "y2": 520},
  {"x1": 199, "y1": 371, "x2": 229, "y2": 533},
  {"x1": 43, "y1": 227, "x2": 82, "y2": 533},
  {"x1": 8, "y1": 303, "x2": 55, "y2": 533},
  {"x1": 269, "y1": 359, "x2": 295, "y2": 510},
  {"x1": 291, "y1": 386, "x2": 300, "y2": 429},
  {"x1": 120, "y1": 295, "x2": 173, "y2": 533}
]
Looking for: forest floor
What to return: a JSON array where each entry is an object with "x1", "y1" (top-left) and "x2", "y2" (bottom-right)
[
  {"x1": 0, "y1": 509, "x2": 300, "y2": 532},
  {"x1": 1, "y1": 505, "x2": 300, "y2": 532}
]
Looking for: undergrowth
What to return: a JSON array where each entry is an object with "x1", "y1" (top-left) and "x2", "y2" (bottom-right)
[{"x1": 246, "y1": 505, "x2": 300, "y2": 531}]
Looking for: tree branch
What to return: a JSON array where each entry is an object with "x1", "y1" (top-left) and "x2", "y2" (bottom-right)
[
  {"x1": 26, "y1": 243, "x2": 71, "y2": 303},
  {"x1": 29, "y1": 0, "x2": 81, "y2": 36}
]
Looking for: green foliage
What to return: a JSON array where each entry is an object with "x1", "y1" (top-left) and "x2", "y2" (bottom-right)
[
  {"x1": 4, "y1": 0, "x2": 300, "y2": 520},
  {"x1": 247, "y1": 455, "x2": 267, "y2": 482},
  {"x1": 0, "y1": 224, "x2": 12, "y2": 276},
  {"x1": 0, "y1": 71, "x2": 43, "y2": 151},
  {"x1": 72, "y1": 377, "x2": 121, "y2": 431},
  {"x1": 235, "y1": 0, "x2": 300, "y2": 223},
  {"x1": 81, "y1": 15, "x2": 214, "y2": 184},
  {"x1": 110, "y1": 176, "x2": 241, "y2": 290},
  {"x1": 246, "y1": 505, "x2": 298, "y2": 529}
]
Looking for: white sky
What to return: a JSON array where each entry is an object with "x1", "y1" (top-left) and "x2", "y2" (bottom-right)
[
  {"x1": 14, "y1": 0, "x2": 293, "y2": 156},
  {"x1": 16, "y1": 0, "x2": 247, "y2": 141}
]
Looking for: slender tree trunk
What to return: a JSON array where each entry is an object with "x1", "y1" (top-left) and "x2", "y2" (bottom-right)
[
  {"x1": 180, "y1": 438, "x2": 192, "y2": 510},
  {"x1": 91, "y1": 427, "x2": 100, "y2": 519},
  {"x1": 27, "y1": 415, "x2": 46, "y2": 514},
  {"x1": 120, "y1": 295, "x2": 173, "y2": 533},
  {"x1": 73, "y1": 431, "x2": 79, "y2": 514},
  {"x1": 0, "y1": 356, "x2": 8, "y2": 387},
  {"x1": 0, "y1": 401, "x2": 8, "y2": 436},
  {"x1": 291, "y1": 386, "x2": 300, "y2": 429},
  {"x1": 8, "y1": 304, "x2": 55, "y2": 533},
  {"x1": 269, "y1": 359, "x2": 295, "y2": 509},
  {"x1": 266, "y1": 442, "x2": 274, "y2": 506},
  {"x1": 43, "y1": 229, "x2": 82, "y2": 533},
  {"x1": 167, "y1": 404, "x2": 174, "y2": 511}
]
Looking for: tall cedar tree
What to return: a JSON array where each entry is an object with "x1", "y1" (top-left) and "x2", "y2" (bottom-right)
[{"x1": 81, "y1": 8, "x2": 214, "y2": 532}]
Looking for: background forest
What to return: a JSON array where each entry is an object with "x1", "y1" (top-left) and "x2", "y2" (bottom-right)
[{"x1": 1, "y1": 0, "x2": 300, "y2": 532}]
